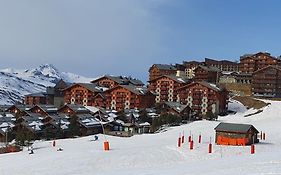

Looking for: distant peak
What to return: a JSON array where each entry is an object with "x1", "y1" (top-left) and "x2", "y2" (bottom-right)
[{"x1": 38, "y1": 63, "x2": 58, "y2": 70}]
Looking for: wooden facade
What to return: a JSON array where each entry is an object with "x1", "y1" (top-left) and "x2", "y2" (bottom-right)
[
  {"x1": 28, "y1": 105, "x2": 58, "y2": 117},
  {"x1": 63, "y1": 83, "x2": 102, "y2": 106},
  {"x1": 194, "y1": 65, "x2": 221, "y2": 84},
  {"x1": 106, "y1": 85, "x2": 155, "y2": 111},
  {"x1": 24, "y1": 93, "x2": 49, "y2": 106},
  {"x1": 239, "y1": 52, "x2": 280, "y2": 73},
  {"x1": 6, "y1": 105, "x2": 30, "y2": 118},
  {"x1": 205, "y1": 58, "x2": 239, "y2": 72},
  {"x1": 183, "y1": 61, "x2": 204, "y2": 79},
  {"x1": 177, "y1": 81, "x2": 228, "y2": 117},
  {"x1": 252, "y1": 66, "x2": 281, "y2": 97},
  {"x1": 91, "y1": 75, "x2": 144, "y2": 89},
  {"x1": 24, "y1": 80, "x2": 69, "y2": 107},
  {"x1": 215, "y1": 123, "x2": 259, "y2": 146},
  {"x1": 58, "y1": 104, "x2": 90, "y2": 115},
  {"x1": 148, "y1": 75, "x2": 190, "y2": 103},
  {"x1": 159, "y1": 102, "x2": 191, "y2": 120},
  {"x1": 149, "y1": 64, "x2": 177, "y2": 81}
]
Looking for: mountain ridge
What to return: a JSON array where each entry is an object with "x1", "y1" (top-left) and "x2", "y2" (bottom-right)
[{"x1": 0, "y1": 64, "x2": 94, "y2": 105}]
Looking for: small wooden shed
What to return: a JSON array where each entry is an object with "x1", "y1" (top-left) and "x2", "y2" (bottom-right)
[{"x1": 215, "y1": 122, "x2": 259, "y2": 146}]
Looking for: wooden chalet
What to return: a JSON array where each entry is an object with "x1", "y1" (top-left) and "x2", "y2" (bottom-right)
[
  {"x1": 194, "y1": 65, "x2": 221, "y2": 84},
  {"x1": 148, "y1": 75, "x2": 190, "y2": 103},
  {"x1": 63, "y1": 83, "x2": 104, "y2": 106},
  {"x1": 92, "y1": 93, "x2": 106, "y2": 108},
  {"x1": 15, "y1": 114, "x2": 44, "y2": 139},
  {"x1": 24, "y1": 79, "x2": 71, "y2": 107},
  {"x1": 252, "y1": 65, "x2": 281, "y2": 97},
  {"x1": 77, "y1": 114, "x2": 102, "y2": 136},
  {"x1": 91, "y1": 75, "x2": 144, "y2": 88},
  {"x1": 159, "y1": 102, "x2": 191, "y2": 120},
  {"x1": 215, "y1": 122, "x2": 259, "y2": 146},
  {"x1": 177, "y1": 81, "x2": 228, "y2": 117},
  {"x1": 58, "y1": 104, "x2": 90, "y2": 116},
  {"x1": 183, "y1": 61, "x2": 204, "y2": 79},
  {"x1": 6, "y1": 105, "x2": 31, "y2": 118},
  {"x1": 149, "y1": 64, "x2": 177, "y2": 81},
  {"x1": 28, "y1": 105, "x2": 58, "y2": 117},
  {"x1": 24, "y1": 92, "x2": 50, "y2": 106},
  {"x1": 239, "y1": 52, "x2": 281, "y2": 73},
  {"x1": 205, "y1": 58, "x2": 239, "y2": 72},
  {"x1": 106, "y1": 85, "x2": 155, "y2": 111}
]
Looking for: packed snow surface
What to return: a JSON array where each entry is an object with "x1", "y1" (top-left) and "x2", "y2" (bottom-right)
[{"x1": 1, "y1": 100, "x2": 281, "y2": 175}]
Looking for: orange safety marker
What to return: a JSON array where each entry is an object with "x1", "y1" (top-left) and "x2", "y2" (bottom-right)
[
  {"x1": 104, "y1": 141, "x2": 110, "y2": 151},
  {"x1": 251, "y1": 144, "x2": 255, "y2": 154},
  {"x1": 190, "y1": 140, "x2": 194, "y2": 150}
]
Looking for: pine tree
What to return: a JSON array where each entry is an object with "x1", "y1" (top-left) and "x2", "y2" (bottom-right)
[{"x1": 69, "y1": 115, "x2": 80, "y2": 137}]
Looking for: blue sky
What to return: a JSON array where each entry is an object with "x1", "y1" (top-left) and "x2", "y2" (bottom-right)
[{"x1": 1, "y1": 0, "x2": 281, "y2": 82}]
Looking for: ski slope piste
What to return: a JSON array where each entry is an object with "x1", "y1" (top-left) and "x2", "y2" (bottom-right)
[{"x1": 0, "y1": 99, "x2": 280, "y2": 175}]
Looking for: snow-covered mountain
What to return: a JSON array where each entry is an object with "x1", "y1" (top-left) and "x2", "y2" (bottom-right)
[{"x1": 0, "y1": 64, "x2": 94, "y2": 105}]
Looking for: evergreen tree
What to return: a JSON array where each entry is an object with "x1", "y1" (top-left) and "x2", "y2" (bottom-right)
[
  {"x1": 15, "y1": 126, "x2": 34, "y2": 146},
  {"x1": 69, "y1": 115, "x2": 80, "y2": 137},
  {"x1": 139, "y1": 110, "x2": 152, "y2": 123},
  {"x1": 117, "y1": 110, "x2": 128, "y2": 123}
]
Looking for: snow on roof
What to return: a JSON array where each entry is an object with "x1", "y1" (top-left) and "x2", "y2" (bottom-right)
[
  {"x1": 209, "y1": 83, "x2": 221, "y2": 91},
  {"x1": 61, "y1": 124, "x2": 69, "y2": 130},
  {"x1": 107, "y1": 116, "x2": 114, "y2": 122},
  {"x1": 139, "y1": 122, "x2": 150, "y2": 126},
  {"x1": 0, "y1": 122, "x2": 14, "y2": 128},
  {"x1": 85, "y1": 106, "x2": 100, "y2": 113},
  {"x1": 133, "y1": 113, "x2": 140, "y2": 118},
  {"x1": 108, "y1": 113, "x2": 118, "y2": 118},
  {"x1": 177, "y1": 78, "x2": 186, "y2": 83},
  {"x1": 29, "y1": 121, "x2": 43, "y2": 126},
  {"x1": 5, "y1": 113, "x2": 15, "y2": 118},
  {"x1": 115, "y1": 119, "x2": 125, "y2": 125}
]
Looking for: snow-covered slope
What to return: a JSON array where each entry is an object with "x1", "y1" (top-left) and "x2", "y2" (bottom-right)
[
  {"x1": 0, "y1": 99, "x2": 281, "y2": 175},
  {"x1": 0, "y1": 64, "x2": 94, "y2": 105}
]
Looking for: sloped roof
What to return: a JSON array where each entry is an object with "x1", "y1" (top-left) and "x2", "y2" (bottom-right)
[
  {"x1": 31, "y1": 105, "x2": 58, "y2": 113},
  {"x1": 119, "y1": 85, "x2": 149, "y2": 95},
  {"x1": 240, "y1": 53, "x2": 254, "y2": 59},
  {"x1": 63, "y1": 83, "x2": 104, "y2": 93},
  {"x1": 253, "y1": 65, "x2": 281, "y2": 74},
  {"x1": 59, "y1": 104, "x2": 90, "y2": 114},
  {"x1": 164, "y1": 102, "x2": 189, "y2": 113},
  {"x1": 198, "y1": 81, "x2": 224, "y2": 92},
  {"x1": 77, "y1": 114, "x2": 101, "y2": 128},
  {"x1": 25, "y1": 92, "x2": 46, "y2": 97},
  {"x1": 205, "y1": 58, "x2": 238, "y2": 65},
  {"x1": 215, "y1": 122, "x2": 259, "y2": 133},
  {"x1": 149, "y1": 74, "x2": 190, "y2": 83},
  {"x1": 91, "y1": 75, "x2": 144, "y2": 86},
  {"x1": 152, "y1": 64, "x2": 177, "y2": 71},
  {"x1": 177, "y1": 81, "x2": 224, "y2": 92},
  {"x1": 8, "y1": 105, "x2": 32, "y2": 112},
  {"x1": 197, "y1": 65, "x2": 221, "y2": 72}
]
